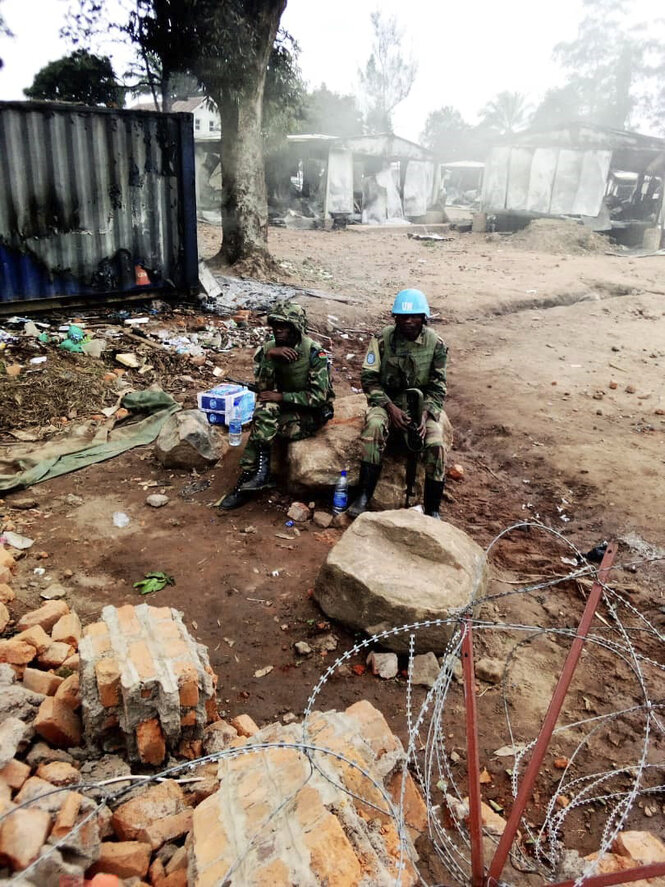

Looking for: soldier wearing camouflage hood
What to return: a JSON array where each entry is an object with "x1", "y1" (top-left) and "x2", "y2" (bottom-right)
[
  {"x1": 349, "y1": 288, "x2": 448, "y2": 519},
  {"x1": 220, "y1": 301, "x2": 334, "y2": 510}
]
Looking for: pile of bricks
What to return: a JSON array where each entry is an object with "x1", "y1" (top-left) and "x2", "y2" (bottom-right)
[{"x1": 79, "y1": 604, "x2": 217, "y2": 765}]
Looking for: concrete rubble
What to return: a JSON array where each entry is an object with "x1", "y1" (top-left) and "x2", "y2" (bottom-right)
[{"x1": 155, "y1": 409, "x2": 227, "y2": 470}]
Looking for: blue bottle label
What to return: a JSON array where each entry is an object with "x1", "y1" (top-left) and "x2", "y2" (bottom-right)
[{"x1": 333, "y1": 490, "x2": 348, "y2": 509}]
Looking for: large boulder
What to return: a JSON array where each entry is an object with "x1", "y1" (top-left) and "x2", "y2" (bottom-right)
[
  {"x1": 314, "y1": 510, "x2": 489, "y2": 652},
  {"x1": 286, "y1": 394, "x2": 453, "y2": 510},
  {"x1": 154, "y1": 410, "x2": 227, "y2": 470}
]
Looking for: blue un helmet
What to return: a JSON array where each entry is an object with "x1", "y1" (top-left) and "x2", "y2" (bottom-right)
[{"x1": 391, "y1": 288, "x2": 430, "y2": 317}]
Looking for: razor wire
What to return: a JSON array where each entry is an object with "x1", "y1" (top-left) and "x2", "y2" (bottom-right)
[{"x1": 5, "y1": 520, "x2": 664, "y2": 886}]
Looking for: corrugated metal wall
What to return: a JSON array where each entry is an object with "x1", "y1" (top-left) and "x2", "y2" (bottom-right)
[{"x1": 0, "y1": 101, "x2": 198, "y2": 303}]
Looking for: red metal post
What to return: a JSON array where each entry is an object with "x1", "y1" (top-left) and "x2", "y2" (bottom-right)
[
  {"x1": 550, "y1": 861, "x2": 665, "y2": 887},
  {"x1": 462, "y1": 619, "x2": 485, "y2": 887},
  {"x1": 485, "y1": 541, "x2": 618, "y2": 886}
]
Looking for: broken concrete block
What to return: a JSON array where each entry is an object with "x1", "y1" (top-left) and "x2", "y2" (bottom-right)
[
  {"x1": 34, "y1": 697, "x2": 82, "y2": 747},
  {"x1": 155, "y1": 410, "x2": 226, "y2": 470},
  {"x1": 366, "y1": 651, "x2": 399, "y2": 679},
  {"x1": 35, "y1": 761, "x2": 80, "y2": 786},
  {"x1": 0, "y1": 758, "x2": 30, "y2": 791},
  {"x1": 17, "y1": 600, "x2": 69, "y2": 634},
  {"x1": 411, "y1": 652, "x2": 441, "y2": 688},
  {"x1": 112, "y1": 781, "x2": 185, "y2": 843},
  {"x1": 0, "y1": 684, "x2": 44, "y2": 729},
  {"x1": 79, "y1": 605, "x2": 215, "y2": 764}
]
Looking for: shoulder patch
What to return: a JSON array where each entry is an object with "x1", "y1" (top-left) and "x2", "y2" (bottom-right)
[{"x1": 365, "y1": 352, "x2": 376, "y2": 365}]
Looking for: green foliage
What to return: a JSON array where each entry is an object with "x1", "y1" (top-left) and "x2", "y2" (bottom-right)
[
  {"x1": 421, "y1": 106, "x2": 475, "y2": 161},
  {"x1": 300, "y1": 84, "x2": 364, "y2": 137},
  {"x1": 359, "y1": 11, "x2": 417, "y2": 133},
  {"x1": 533, "y1": 0, "x2": 665, "y2": 132},
  {"x1": 479, "y1": 92, "x2": 531, "y2": 135},
  {"x1": 24, "y1": 49, "x2": 124, "y2": 106},
  {"x1": 0, "y1": 1, "x2": 13, "y2": 70},
  {"x1": 263, "y1": 31, "x2": 306, "y2": 152}
]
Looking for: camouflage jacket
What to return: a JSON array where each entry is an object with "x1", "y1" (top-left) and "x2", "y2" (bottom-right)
[
  {"x1": 254, "y1": 334, "x2": 334, "y2": 411},
  {"x1": 360, "y1": 325, "x2": 448, "y2": 419}
]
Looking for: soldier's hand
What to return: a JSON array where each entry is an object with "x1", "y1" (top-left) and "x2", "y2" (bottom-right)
[
  {"x1": 258, "y1": 391, "x2": 284, "y2": 403},
  {"x1": 418, "y1": 410, "x2": 428, "y2": 440},
  {"x1": 387, "y1": 402, "x2": 410, "y2": 431},
  {"x1": 267, "y1": 346, "x2": 298, "y2": 362}
]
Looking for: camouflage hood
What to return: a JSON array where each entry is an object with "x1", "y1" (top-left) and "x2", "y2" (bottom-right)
[{"x1": 267, "y1": 301, "x2": 307, "y2": 336}]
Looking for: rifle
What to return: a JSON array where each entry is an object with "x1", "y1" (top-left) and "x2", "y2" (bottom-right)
[
  {"x1": 403, "y1": 388, "x2": 425, "y2": 509},
  {"x1": 223, "y1": 376, "x2": 258, "y2": 393}
]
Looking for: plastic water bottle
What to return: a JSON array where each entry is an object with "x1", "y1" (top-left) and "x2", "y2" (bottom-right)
[
  {"x1": 332, "y1": 469, "x2": 349, "y2": 513},
  {"x1": 228, "y1": 403, "x2": 243, "y2": 446}
]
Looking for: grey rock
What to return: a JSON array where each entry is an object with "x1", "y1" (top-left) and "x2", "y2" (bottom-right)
[
  {"x1": 475, "y1": 658, "x2": 504, "y2": 685},
  {"x1": 202, "y1": 721, "x2": 238, "y2": 755},
  {"x1": 155, "y1": 410, "x2": 227, "y2": 470},
  {"x1": 314, "y1": 510, "x2": 489, "y2": 653},
  {"x1": 40, "y1": 582, "x2": 68, "y2": 600},
  {"x1": 31, "y1": 848, "x2": 87, "y2": 887},
  {"x1": 146, "y1": 493, "x2": 170, "y2": 508},
  {"x1": 410, "y1": 652, "x2": 441, "y2": 688},
  {"x1": 0, "y1": 663, "x2": 16, "y2": 685},
  {"x1": 282, "y1": 712, "x2": 298, "y2": 724},
  {"x1": 0, "y1": 683, "x2": 45, "y2": 724},
  {"x1": 312, "y1": 511, "x2": 333, "y2": 529},
  {"x1": 0, "y1": 716, "x2": 31, "y2": 766},
  {"x1": 367, "y1": 651, "x2": 399, "y2": 679},
  {"x1": 78, "y1": 755, "x2": 131, "y2": 800},
  {"x1": 310, "y1": 632, "x2": 338, "y2": 652},
  {"x1": 294, "y1": 641, "x2": 313, "y2": 656},
  {"x1": 25, "y1": 742, "x2": 75, "y2": 768}
]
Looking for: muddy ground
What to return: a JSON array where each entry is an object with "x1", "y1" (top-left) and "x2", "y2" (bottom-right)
[{"x1": 2, "y1": 223, "x2": 664, "y2": 876}]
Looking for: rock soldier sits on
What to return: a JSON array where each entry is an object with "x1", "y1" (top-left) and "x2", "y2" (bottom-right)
[
  {"x1": 220, "y1": 301, "x2": 334, "y2": 510},
  {"x1": 348, "y1": 288, "x2": 449, "y2": 519}
]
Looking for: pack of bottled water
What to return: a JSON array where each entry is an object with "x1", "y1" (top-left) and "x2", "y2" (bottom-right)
[{"x1": 197, "y1": 384, "x2": 255, "y2": 426}]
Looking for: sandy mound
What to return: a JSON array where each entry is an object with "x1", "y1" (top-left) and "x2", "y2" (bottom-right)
[{"x1": 509, "y1": 219, "x2": 610, "y2": 255}]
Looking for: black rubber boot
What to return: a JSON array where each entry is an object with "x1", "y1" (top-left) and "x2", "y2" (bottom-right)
[
  {"x1": 423, "y1": 478, "x2": 445, "y2": 519},
  {"x1": 237, "y1": 445, "x2": 272, "y2": 492},
  {"x1": 348, "y1": 462, "x2": 382, "y2": 518},
  {"x1": 219, "y1": 471, "x2": 253, "y2": 510}
]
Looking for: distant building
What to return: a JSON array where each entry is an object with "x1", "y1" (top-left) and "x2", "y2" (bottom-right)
[{"x1": 131, "y1": 96, "x2": 221, "y2": 142}]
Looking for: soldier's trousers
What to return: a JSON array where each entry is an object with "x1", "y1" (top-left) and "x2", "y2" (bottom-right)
[
  {"x1": 359, "y1": 406, "x2": 445, "y2": 482},
  {"x1": 240, "y1": 403, "x2": 324, "y2": 471}
]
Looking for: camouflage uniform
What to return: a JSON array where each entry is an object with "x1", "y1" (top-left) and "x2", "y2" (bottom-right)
[
  {"x1": 240, "y1": 303, "x2": 334, "y2": 471},
  {"x1": 359, "y1": 324, "x2": 448, "y2": 481}
]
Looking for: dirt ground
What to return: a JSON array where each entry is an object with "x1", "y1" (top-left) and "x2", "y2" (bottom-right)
[{"x1": 2, "y1": 222, "x2": 664, "y2": 876}]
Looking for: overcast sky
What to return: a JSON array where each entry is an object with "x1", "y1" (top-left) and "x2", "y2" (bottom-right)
[{"x1": 0, "y1": 0, "x2": 659, "y2": 140}]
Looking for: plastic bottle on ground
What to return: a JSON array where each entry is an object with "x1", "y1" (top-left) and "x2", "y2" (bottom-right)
[
  {"x1": 332, "y1": 469, "x2": 349, "y2": 514},
  {"x1": 228, "y1": 403, "x2": 243, "y2": 446}
]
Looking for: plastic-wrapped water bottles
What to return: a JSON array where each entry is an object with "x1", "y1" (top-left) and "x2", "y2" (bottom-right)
[
  {"x1": 228, "y1": 404, "x2": 243, "y2": 446},
  {"x1": 332, "y1": 469, "x2": 349, "y2": 513}
]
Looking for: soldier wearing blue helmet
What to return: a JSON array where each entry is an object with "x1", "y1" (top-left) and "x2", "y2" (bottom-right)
[{"x1": 348, "y1": 288, "x2": 449, "y2": 519}]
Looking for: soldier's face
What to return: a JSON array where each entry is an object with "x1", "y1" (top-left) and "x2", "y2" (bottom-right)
[
  {"x1": 395, "y1": 314, "x2": 425, "y2": 341},
  {"x1": 271, "y1": 321, "x2": 299, "y2": 346}
]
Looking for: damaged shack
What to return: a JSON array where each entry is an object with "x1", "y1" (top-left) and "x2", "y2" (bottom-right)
[
  {"x1": 0, "y1": 101, "x2": 199, "y2": 306},
  {"x1": 480, "y1": 122, "x2": 665, "y2": 247},
  {"x1": 269, "y1": 133, "x2": 442, "y2": 227}
]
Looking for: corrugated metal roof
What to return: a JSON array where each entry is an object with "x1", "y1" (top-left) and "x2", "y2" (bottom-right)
[{"x1": 0, "y1": 101, "x2": 198, "y2": 303}]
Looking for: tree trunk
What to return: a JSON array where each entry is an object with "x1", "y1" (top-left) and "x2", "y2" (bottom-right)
[{"x1": 218, "y1": 0, "x2": 286, "y2": 266}]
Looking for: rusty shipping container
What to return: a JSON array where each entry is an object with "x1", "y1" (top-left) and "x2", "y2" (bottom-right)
[{"x1": 0, "y1": 100, "x2": 198, "y2": 304}]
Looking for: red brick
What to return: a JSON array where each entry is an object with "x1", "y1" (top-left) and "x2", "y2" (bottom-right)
[
  {"x1": 15, "y1": 624, "x2": 51, "y2": 655},
  {"x1": 137, "y1": 808, "x2": 192, "y2": 850},
  {"x1": 0, "y1": 758, "x2": 30, "y2": 790},
  {"x1": 230, "y1": 713, "x2": 259, "y2": 737},
  {"x1": 180, "y1": 710, "x2": 197, "y2": 727},
  {"x1": 155, "y1": 619, "x2": 181, "y2": 640},
  {"x1": 51, "y1": 790, "x2": 82, "y2": 838},
  {"x1": 95, "y1": 659, "x2": 121, "y2": 707},
  {"x1": 116, "y1": 605, "x2": 142, "y2": 635},
  {"x1": 613, "y1": 830, "x2": 665, "y2": 864},
  {"x1": 51, "y1": 612, "x2": 82, "y2": 647},
  {"x1": 38, "y1": 641, "x2": 74, "y2": 668},
  {"x1": 0, "y1": 566, "x2": 11, "y2": 585},
  {"x1": 147, "y1": 606, "x2": 173, "y2": 621},
  {"x1": 175, "y1": 661, "x2": 199, "y2": 707},
  {"x1": 128, "y1": 641, "x2": 156, "y2": 680},
  {"x1": 205, "y1": 697, "x2": 220, "y2": 723},
  {"x1": 34, "y1": 696, "x2": 82, "y2": 747},
  {"x1": 22, "y1": 666, "x2": 64, "y2": 696},
  {"x1": 149, "y1": 857, "x2": 166, "y2": 883},
  {"x1": 84, "y1": 621, "x2": 112, "y2": 655},
  {"x1": 160, "y1": 871, "x2": 188, "y2": 887},
  {"x1": 0, "y1": 601, "x2": 9, "y2": 633},
  {"x1": 178, "y1": 739, "x2": 202, "y2": 759},
  {"x1": 0, "y1": 806, "x2": 51, "y2": 870},
  {"x1": 0, "y1": 547, "x2": 16, "y2": 571},
  {"x1": 0, "y1": 638, "x2": 36, "y2": 665},
  {"x1": 16, "y1": 599, "x2": 69, "y2": 633},
  {"x1": 89, "y1": 841, "x2": 152, "y2": 879},
  {"x1": 62, "y1": 652, "x2": 80, "y2": 671},
  {"x1": 112, "y1": 780, "x2": 184, "y2": 842},
  {"x1": 136, "y1": 718, "x2": 165, "y2": 765},
  {"x1": 0, "y1": 583, "x2": 15, "y2": 604},
  {"x1": 54, "y1": 672, "x2": 81, "y2": 710},
  {"x1": 165, "y1": 845, "x2": 188, "y2": 874},
  {"x1": 36, "y1": 761, "x2": 80, "y2": 786}
]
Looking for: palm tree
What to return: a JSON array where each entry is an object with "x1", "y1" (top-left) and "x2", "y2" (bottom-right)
[{"x1": 480, "y1": 91, "x2": 531, "y2": 135}]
